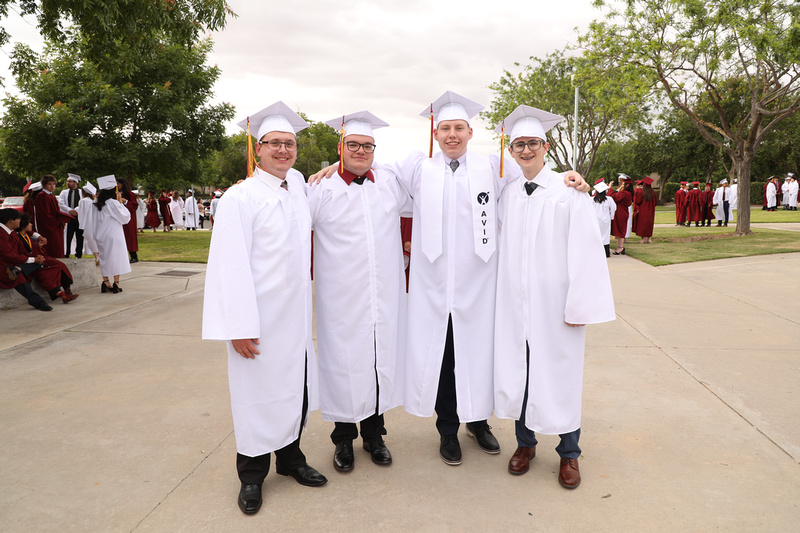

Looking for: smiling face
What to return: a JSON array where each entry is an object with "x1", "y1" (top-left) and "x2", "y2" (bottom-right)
[
  {"x1": 256, "y1": 131, "x2": 297, "y2": 178},
  {"x1": 434, "y1": 119, "x2": 472, "y2": 160},
  {"x1": 341, "y1": 134, "x2": 375, "y2": 177},
  {"x1": 508, "y1": 136, "x2": 548, "y2": 179}
]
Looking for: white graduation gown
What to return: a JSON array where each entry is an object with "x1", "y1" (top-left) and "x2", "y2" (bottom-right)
[
  {"x1": 789, "y1": 181, "x2": 799, "y2": 208},
  {"x1": 713, "y1": 187, "x2": 732, "y2": 222},
  {"x1": 388, "y1": 150, "x2": 517, "y2": 422},
  {"x1": 136, "y1": 199, "x2": 146, "y2": 229},
  {"x1": 76, "y1": 197, "x2": 99, "y2": 255},
  {"x1": 766, "y1": 182, "x2": 777, "y2": 208},
  {"x1": 93, "y1": 199, "x2": 131, "y2": 277},
  {"x1": 593, "y1": 196, "x2": 616, "y2": 245},
  {"x1": 184, "y1": 196, "x2": 199, "y2": 228},
  {"x1": 170, "y1": 197, "x2": 184, "y2": 229},
  {"x1": 202, "y1": 167, "x2": 317, "y2": 457},
  {"x1": 308, "y1": 168, "x2": 412, "y2": 423},
  {"x1": 494, "y1": 168, "x2": 616, "y2": 435}
]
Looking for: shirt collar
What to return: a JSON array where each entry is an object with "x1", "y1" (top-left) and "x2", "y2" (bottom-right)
[
  {"x1": 254, "y1": 166, "x2": 287, "y2": 191},
  {"x1": 339, "y1": 167, "x2": 375, "y2": 185},
  {"x1": 0, "y1": 223, "x2": 11, "y2": 235}
]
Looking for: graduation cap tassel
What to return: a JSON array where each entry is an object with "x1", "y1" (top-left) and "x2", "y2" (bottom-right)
[
  {"x1": 246, "y1": 117, "x2": 256, "y2": 178},
  {"x1": 338, "y1": 115, "x2": 346, "y2": 174},
  {"x1": 500, "y1": 120, "x2": 505, "y2": 178},
  {"x1": 428, "y1": 104, "x2": 434, "y2": 158}
]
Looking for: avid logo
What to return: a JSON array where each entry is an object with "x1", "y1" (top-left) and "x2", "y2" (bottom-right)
[{"x1": 477, "y1": 192, "x2": 490, "y2": 244}]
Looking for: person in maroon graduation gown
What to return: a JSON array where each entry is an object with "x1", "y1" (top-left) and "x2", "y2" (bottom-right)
[
  {"x1": 610, "y1": 177, "x2": 633, "y2": 255},
  {"x1": 145, "y1": 191, "x2": 161, "y2": 232},
  {"x1": 631, "y1": 180, "x2": 643, "y2": 234},
  {"x1": 0, "y1": 208, "x2": 52, "y2": 311},
  {"x1": 675, "y1": 181, "x2": 688, "y2": 226},
  {"x1": 116, "y1": 177, "x2": 140, "y2": 263},
  {"x1": 33, "y1": 175, "x2": 74, "y2": 258},
  {"x1": 635, "y1": 177, "x2": 657, "y2": 243},
  {"x1": 157, "y1": 190, "x2": 173, "y2": 232},
  {"x1": 685, "y1": 181, "x2": 702, "y2": 227},
  {"x1": 700, "y1": 182, "x2": 715, "y2": 226},
  {"x1": 15, "y1": 213, "x2": 78, "y2": 304}
]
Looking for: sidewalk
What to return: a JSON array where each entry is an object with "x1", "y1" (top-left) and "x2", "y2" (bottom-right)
[{"x1": 1, "y1": 256, "x2": 798, "y2": 532}]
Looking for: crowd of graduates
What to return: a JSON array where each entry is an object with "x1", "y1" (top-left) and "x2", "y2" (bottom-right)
[{"x1": 763, "y1": 174, "x2": 799, "y2": 211}]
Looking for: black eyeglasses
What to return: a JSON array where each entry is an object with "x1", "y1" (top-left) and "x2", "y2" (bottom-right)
[
  {"x1": 260, "y1": 140, "x2": 297, "y2": 151},
  {"x1": 510, "y1": 139, "x2": 546, "y2": 153},
  {"x1": 344, "y1": 141, "x2": 376, "y2": 153}
]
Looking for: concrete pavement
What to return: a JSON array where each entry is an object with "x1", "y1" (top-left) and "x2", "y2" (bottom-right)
[{"x1": 1, "y1": 255, "x2": 798, "y2": 532}]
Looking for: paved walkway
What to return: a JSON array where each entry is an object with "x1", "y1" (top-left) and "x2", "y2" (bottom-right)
[{"x1": 1, "y1": 256, "x2": 798, "y2": 532}]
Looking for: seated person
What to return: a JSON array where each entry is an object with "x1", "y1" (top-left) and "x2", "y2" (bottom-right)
[
  {"x1": 16, "y1": 213, "x2": 79, "y2": 304},
  {"x1": 0, "y1": 208, "x2": 52, "y2": 311}
]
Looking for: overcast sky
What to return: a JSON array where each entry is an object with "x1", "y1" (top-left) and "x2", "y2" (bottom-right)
[{"x1": 1, "y1": 0, "x2": 600, "y2": 163}]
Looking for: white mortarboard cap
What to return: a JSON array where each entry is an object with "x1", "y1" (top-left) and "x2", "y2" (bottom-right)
[
  {"x1": 720, "y1": 179, "x2": 728, "y2": 184},
  {"x1": 67, "y1": 173, "x2": 81, "y2": 183},
  {"x1": 82, "y1": 182, "x2": 97, "y2": 195},
  {"x1": 594, "y1": 182, "x2": 610, "y2": 194},
  {"x1": 30, "y1": 182, "x2": 42, "y2": 191},
  {"x1": 618, "y1": 173, "x2": 631, "y2": 181},
  {"x1": 788, "y1": 172, "x2": 795, "y2": 177},
  {"x1": 494, "y1": 105, "x2": 564, "y2": 142},
  {"x1": 323, "y1": 111, "x2": 389, "y2": 139},
  {"x1": 421, "y1": 90, "x2": 484, "y2": 126},
  {"x1": 97, "y1": 175, "x2": 117, "y2": 190},
  {"x1": 237, "y1": 101, "x2": 308, "y2": 141}
]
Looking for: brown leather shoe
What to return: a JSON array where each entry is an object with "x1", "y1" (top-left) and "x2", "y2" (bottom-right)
[
  {"x1": 507, "y1": 446, "x2": 536, "y2": 475},
  {"x1": 558, "y1": 457, "x2": 581, "y2": 489}
]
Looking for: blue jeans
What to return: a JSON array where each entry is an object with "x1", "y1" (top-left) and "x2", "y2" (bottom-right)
[{"x1": 515, "y1": 342, "x2": 581, "y2": 459}]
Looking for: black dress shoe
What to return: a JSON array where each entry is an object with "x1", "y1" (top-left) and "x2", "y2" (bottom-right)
[
  {"x1": 363, "y1": 438, "x2": 392, "y2": 466},
  {"x1": 237, "y1": 483, "x2": 262, "y2": 514},
  {"x1": 440, "y1": 434, "x2": 462, "y2": 466},
  {"x1": 333, "y1": 440, "x2": 354, "y2": 472},
  {"x1": 36, "y1": 302, "x2": 53, "y2": 311},
  {"x1": 466, "y1": 423, "x2": 501, "y2": 454},
  {"x1": 275, "y1": 464, "x2": 328, "y2": 487}
]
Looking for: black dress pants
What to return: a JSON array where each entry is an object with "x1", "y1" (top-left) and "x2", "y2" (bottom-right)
[
  {"x1": 236, "y1": 356, "x2": 310, "y2": 485},
  {"x1": 435, "y1": 315, "x2": 487, "y2": 436},
  {"x1": 66, "y1": 219, "x2": 83, "y2": 258},
  {"x1": 331, "y1": 413, "x2": 386, "y2": 445}
]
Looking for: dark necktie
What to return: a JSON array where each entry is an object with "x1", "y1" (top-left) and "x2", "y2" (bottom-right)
[
  {"x1": 280, "y1": 180, "x2": 288, "y2": 190},
  {"x1": 449, "y1": 160, "x2": 459, "y2": 173},
  {"x1": 525, "y1": 181, "x2": 538, "y2": 196},
  {"x1": 722, "y1": 188, "x2": 726, "y2": 201},
  {"x1": 353, "y1": 176, "x2": 366, "y2": 185}
]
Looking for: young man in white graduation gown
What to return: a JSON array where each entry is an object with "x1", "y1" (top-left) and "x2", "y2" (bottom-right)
[
  {"x1": 202, "y1": 102, "x2": 326, "y2": 516},
  {"x1": 384, "y1": 92, "x2": 589, "y2": 466},
  {"x1": 57, "y1": 173, "x2": 84, "y2": 257},
  {"x1": 183, "y1": 190, "x2": 199, "y2": 230},
  {"x1": 713, "y1": 179, "x2": 731, "y2": 227},
  {"x1": 309, "y1": 111, "x2": 411, "y2": 473},
  {"x1": 493, "y1": 106, "x2": 615, "y2": 489}
]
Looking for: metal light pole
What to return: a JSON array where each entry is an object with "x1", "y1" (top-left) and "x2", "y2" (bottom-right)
[{"x1": 571, "y1": 74, "x2": 580, "y2": 171}]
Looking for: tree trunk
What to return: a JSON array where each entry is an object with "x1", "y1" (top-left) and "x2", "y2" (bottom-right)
[{"x1": 734, "y1": 157, "x2": 753, "y2": 236}]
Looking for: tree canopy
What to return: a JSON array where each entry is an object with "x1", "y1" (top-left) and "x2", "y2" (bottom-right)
[
  {"x1": 584, "y1": 0, "x2": 800, "y2": 235},
  {"x1": 0, "y1": 32, "x2": 234, "y2": 190}
]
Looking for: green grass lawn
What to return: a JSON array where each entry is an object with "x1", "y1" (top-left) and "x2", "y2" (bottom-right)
[
  {"x1": 616, "y1": 227, "x2": 800, "y2": 266},
  {"x1": 137, "y1": 230, "x2": 212, "y2": 263}
]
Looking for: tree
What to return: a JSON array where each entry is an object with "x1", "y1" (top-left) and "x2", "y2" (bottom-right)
[
  {"x1": 0, "y1": 32, "x2": 234, "y2": 189},
  {"x1": 585, "y1": 0, "x2": 800, "y2": 235},
  {"x1": 482, "y1": 49, "x2": 650, "y2": 176},
  {"x1": 0, "y1": 0, "x2": 233, "y2": 75},
  {"x1": 294, "y1": 119, "x2": 340, "y2": 179}
]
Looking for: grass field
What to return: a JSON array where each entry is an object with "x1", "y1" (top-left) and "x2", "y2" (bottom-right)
[
  {"x1": 134, "y1": 206, "x2": 800, "y2": 267},
  {"x1": 137, "y1": 230, "x2": 212, "y2": 263}
]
